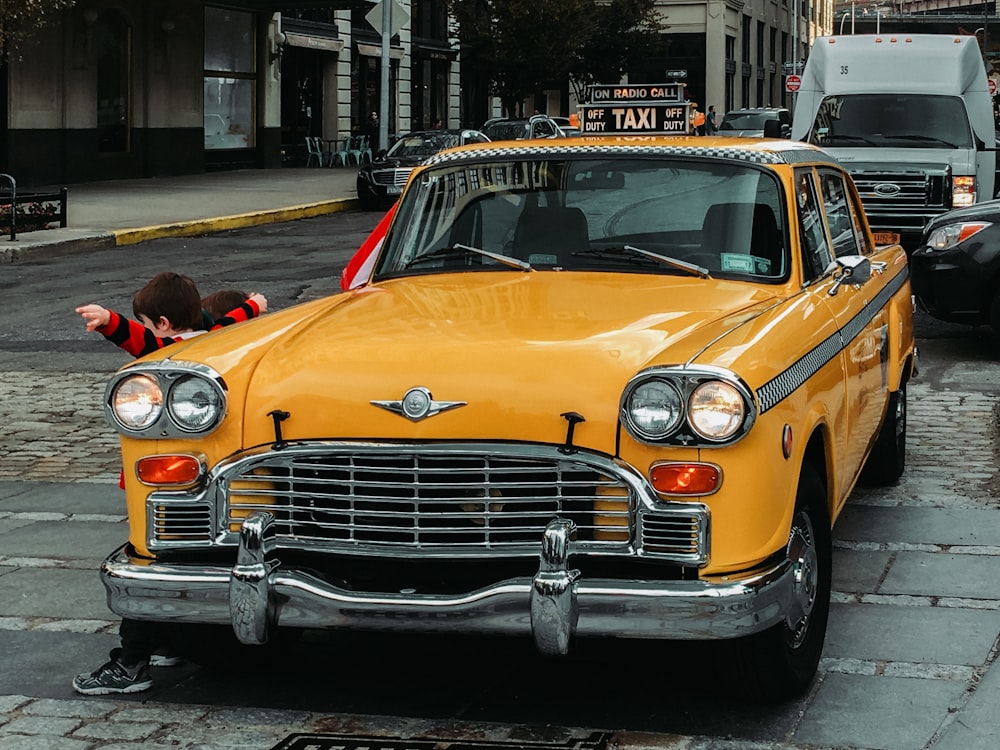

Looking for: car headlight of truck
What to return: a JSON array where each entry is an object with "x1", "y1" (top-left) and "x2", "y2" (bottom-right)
[
  {"x1": 620, "y1": 366, "x2": 756, "y2": 446},
  {"x1": 106, "y1": 362, "x2": 227, "y2": 438}
]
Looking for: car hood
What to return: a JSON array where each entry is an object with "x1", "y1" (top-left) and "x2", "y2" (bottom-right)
[
  {"x1": 159, "y1": 273, "x2": 780, "y2": 454},
  {"x1": 822, "y1": 148, "x2": 977, "y2": 173},
  {"x1": 924, "y1": 197, "x2": 1000, "y2": 230},
  {"x1": 370, "y1": 155, "x2": 426, "y2": 169}
]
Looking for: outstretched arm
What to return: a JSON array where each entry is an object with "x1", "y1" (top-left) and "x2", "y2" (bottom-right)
[
  {"x1": 76, "y1": 304, "x2": 112, "y2": 332},
  {"x1": 210, "y1": 293, "x2": 267, "y2": 329},
  {"x1": 76, "y1": 305, "x2": 176, "y2": 357}
]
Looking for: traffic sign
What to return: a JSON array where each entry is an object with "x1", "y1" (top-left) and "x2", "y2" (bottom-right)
[
  {"x1": 366, "y1": 0, "x2": 408, "y2": 36},
  {"x1": 785, "y1": 74, "x2": 802, "y2": 93},
  {"x1": 990, "y1": 78, "x2": 997, "y2": 96}
]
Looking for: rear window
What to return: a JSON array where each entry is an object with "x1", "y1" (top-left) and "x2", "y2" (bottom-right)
[{"x1": 720, "y1": 111, "x2": 778, "y2": 130}]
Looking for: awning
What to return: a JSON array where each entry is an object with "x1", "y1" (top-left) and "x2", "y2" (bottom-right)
[
  {"x1": 284, "y1": 32, "x2": 344, "y2": 53},
  {"x1": 357, "y1": 42, "x2": 404, "y2": 60}
]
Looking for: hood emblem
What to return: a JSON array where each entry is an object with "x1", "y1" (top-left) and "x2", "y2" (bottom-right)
[
  {"x1": 372, "y1": 387, "x2": 467, "y2": 422},
  {"x1": 873, "y1": 183, "x2": 901, "y2": 197}
]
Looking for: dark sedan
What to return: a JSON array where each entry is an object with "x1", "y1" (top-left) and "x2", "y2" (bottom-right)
[
  {"x1": 910, "y1": 199, "x2": 1000, "y2": 346},
  {"x1": 356, "y1": 129, "x2": 490, "y2": 210}
]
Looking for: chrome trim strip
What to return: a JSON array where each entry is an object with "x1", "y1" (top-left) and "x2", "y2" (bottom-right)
[{"x1": 757, "y1": 265, "x2": 909, "y2": 413}]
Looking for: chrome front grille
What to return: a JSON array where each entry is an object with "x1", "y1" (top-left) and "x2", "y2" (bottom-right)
[
  {"x1": 851, "y1": 167, "x2": 951, "y2": 220},
  {"x1": 147, "y1": 444, "x2": 709, "y2": 564},
  {"x1": 371, "y1": 167, "x2": 414, "y2": 187},
  {"x1": 225, "y1": 450, "x2": 632, "y2": 554}
]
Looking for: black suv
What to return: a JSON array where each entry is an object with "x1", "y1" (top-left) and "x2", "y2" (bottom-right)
[{"x1": 481, "y1": 114, "x2": 564, "y2": 142}]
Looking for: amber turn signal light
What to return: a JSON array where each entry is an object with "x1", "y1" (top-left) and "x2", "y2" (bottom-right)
[
  {"x1": 650, "y1": 463, "x2": 721, "y2": 495},
  {"x1": 136, "y1": 455, "x2": 202, "y2": 486}
]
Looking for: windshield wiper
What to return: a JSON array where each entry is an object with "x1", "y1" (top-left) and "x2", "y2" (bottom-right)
[
  {"x1": 405, "y1": 243, "x2": 533, "y2": 271},
  {"x1": 883, "y1": 134, "x2": 961, "y2": 148},
  {"x1": 572, "y1": 245, "x2": 710, "y2": 278}
]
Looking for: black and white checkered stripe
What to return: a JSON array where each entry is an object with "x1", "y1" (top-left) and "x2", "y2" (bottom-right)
[
  {"x1": 423, "y1": 143, "x2": 787, "y2": 167},
  {"x1": 756, "y1": 266, "x2": 910, "y2": 413}
]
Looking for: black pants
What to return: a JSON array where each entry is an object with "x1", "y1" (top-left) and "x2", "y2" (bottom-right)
[{"x1": 117, "y1": 617, "x2": 168, "y2": 666}]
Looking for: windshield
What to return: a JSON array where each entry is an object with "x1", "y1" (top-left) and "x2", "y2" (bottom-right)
[
  {"x1": 807, "y1": 94, "x2": 974, "y2": 148},
  {"x1": 482, "y1": 122, "x2": 530, "y2": 141},
  {"x1": 388, "y1": 132, "x2": 462, "y2": 158},
  {"x1": 720, "y1": 112, "x2": 776, "y2": 131},
  {"x1": 375, "y1": 155, "x2": 789, "y2": 282}
]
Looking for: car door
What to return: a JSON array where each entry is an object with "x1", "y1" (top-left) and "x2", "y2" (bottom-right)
[{"x1": 796, "y1": 166, "x2": 892, "y2": 507}]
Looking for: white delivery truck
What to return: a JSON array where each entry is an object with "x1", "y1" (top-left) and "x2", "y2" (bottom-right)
[{"x1": 789, "y1": 34, "x2": 996, "y2": 250}]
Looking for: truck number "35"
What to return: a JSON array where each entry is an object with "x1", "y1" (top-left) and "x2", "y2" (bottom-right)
[{"x1": 840, "y1": 65, "x2": 849, "y2": 74}]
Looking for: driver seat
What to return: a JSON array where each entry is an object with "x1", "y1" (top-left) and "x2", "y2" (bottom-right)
[{"x1": 513, "y1": 206, "x2": 590, "y2": 265}]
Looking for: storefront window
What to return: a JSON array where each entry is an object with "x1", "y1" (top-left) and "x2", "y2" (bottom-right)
[
  {"x1": 204, "y1": 7, "x2": 255, "y2": 150},
  {"x1": 96, "y1": 11, "x2": 131, "y2": 153}
]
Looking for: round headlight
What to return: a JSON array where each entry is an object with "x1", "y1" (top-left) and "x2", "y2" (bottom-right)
[
  {"x1": 688, "y1": 380, "x2": 746, "y2": 440},
  {"x1": 167, "y1": 375, "x2": 223, "y2": 432},
  {"x1": 111, "y1": 374, "x2": 163, "y2": 430},
  {"x1": 624, "y1": 379, "x2": 683, "y2": 440}
]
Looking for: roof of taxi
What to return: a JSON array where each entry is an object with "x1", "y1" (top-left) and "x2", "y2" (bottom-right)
[{"x1": 423, "y1": 134, "x2": 839, "y2": 168}]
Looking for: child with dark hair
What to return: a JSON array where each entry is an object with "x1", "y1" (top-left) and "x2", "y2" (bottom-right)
[
  {"x1": 201, "y1": 288, "x2": 250, "y2": 323},
  {"x1": 72, "y1": 272, "x2": 267, "y2": 696},
  {"x1": 76, "y1": 272, "x2": 266, "y2": 357}
]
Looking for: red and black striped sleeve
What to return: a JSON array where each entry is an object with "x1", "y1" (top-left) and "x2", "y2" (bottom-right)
[
  {"x1": 209, "y1": 298, "x2": 261, "y2": 330},
  {"x1": 97, "y1": 310, "x2": 178, "y2": 357}
]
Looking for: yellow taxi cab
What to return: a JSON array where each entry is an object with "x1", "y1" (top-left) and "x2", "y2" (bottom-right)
[{"x1": 98, "y1": 134, "x2": 916, "y2": 702}]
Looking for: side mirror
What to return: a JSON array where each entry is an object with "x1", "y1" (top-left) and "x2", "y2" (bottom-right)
[{"x1": 828, "y1": 255, "x2": 872, "y2": 296}]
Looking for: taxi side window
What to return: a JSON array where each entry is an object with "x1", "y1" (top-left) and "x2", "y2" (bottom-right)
[
  {"x1": 818, "y1": 169, "x2": 864, "y2": 257},
  {"x1": 795, "y1": 168, "x2": 834, "y2": 280}
]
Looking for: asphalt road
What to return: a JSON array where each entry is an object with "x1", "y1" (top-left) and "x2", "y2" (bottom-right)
[{"x1": 1, "y1": 212, "x2": 1000, "y2": 750}]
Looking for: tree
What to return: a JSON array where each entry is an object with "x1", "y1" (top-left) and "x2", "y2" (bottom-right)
[
  {"x1": 0, "y1": 0, "x2": 74, "y2": 61},
  {"x1": 567, "y1": 0, "x2": 664, "y2": 103},
  {"x1": 449, "y1": 0, "x2": 592, "y2": 116},
  {"x1": 450, "y1": 0, "x2": 660, "y2": 117}
]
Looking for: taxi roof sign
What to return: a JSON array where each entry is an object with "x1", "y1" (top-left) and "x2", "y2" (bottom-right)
[
  {"x1": 587, "y1": 83, "x2": 686, "y2": 104},
  {"x1": 582, "y1": 82, "x2": 691, "y2": 135}
]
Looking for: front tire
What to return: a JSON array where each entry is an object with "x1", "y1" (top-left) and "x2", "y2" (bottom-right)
[
  {"x1": 860, "y1": 384, "x2": 906, "y2": 487},
  {"x1": 731, "y1": 464, "x2": 831, "y2": 703}
]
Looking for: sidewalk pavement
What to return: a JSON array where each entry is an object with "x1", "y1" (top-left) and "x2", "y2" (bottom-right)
[{"x1": 1, "y1": 166, "x2": 361, "y2": 263}]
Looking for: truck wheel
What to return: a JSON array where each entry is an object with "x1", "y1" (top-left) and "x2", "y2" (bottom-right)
[
  {"x1": 731, "y1": 465, "x2": 831, "y2": 703},
  {"x1": 860, "y1": 385, "x2": 906, "y2": 487}
]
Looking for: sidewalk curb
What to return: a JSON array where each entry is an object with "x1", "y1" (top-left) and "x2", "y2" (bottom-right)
[
  {"x1": 0, "y1": 233, "x2": 116, "y2": 263},
  {"x1": 112, "y1": 197, "x2": 360, "y2": 246},
  {"x1": 0, "y1": 196, "x2": 360, "y2": 263}
]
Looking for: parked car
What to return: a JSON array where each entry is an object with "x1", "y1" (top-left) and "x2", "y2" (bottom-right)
[
  {"x1": 356, "y1": 128, "x2": 490, "y2": 210},
  {"x1": 911, "y1": 199, "x2": 1000, "y2": 347},
  {"x1": 719, "y1": 107, "x2": 792, "y2": 138},
  {"x1": 481, "y1": 114, "x2": 564, "y2": 141},
  {"x1": 98, "y1": 134, "x2": 915, "y2": 703},
  {"x1": 552, "y1": 115, "x2": 582, "y2": 137}
]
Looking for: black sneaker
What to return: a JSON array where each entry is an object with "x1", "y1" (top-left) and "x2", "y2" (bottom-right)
[{"x1": 72, "y1": 656, "x2": 152, "y2": 695}]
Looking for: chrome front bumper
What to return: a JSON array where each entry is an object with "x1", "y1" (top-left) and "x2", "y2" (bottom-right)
[{"x1": 102, "y1": 512, "x2": 797, "y2": 654}]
